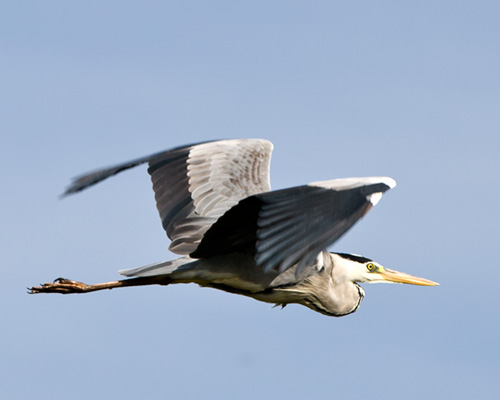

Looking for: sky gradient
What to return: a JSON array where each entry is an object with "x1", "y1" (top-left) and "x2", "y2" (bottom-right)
[{"x1": 2, "y1": 1, "x2": 499, "y2": 399}]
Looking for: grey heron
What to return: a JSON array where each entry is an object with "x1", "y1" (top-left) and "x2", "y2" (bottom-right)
[{"x1": 30, "y1": 139, "x2": 438, "y2": 317}]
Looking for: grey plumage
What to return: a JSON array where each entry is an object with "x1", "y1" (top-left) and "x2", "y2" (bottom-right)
[{"x1": 31, "y1": 139, "x2": 438, "y2": 316}]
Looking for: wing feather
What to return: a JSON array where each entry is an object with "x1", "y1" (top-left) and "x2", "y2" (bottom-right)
[
  {"x1": 161, "y1": 139, "x2": 273, "y2": 254},
  {"x1": 192, "y1": 177, "x2": 396, "y2": 274},
  {"x1": 63, "y1": 139, "x2": 394, "y2": 275},
  {"x1": 62, "y1": 139, "x2": 274, "y2": 255}
]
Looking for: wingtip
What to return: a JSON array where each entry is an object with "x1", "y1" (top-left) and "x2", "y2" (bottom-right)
[
  {"x1": 58, "y1": 183, "x2": 83, "y2": 199},
  {"x1": 308, "y1": 176, "x2": 397, "y2": 191},
  {"x1": 58, "y1": 188, "x2": 74, "y2": 199},
  {"x1": 383, "y1": 177, "x2": 397, "y2": 189}
]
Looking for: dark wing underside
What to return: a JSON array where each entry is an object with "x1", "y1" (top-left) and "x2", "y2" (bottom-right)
[{"x1": 192, "y1": 179, "x2": 395, "y2": 274}]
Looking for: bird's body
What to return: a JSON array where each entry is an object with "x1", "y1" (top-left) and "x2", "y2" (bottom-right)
[
  {"x1": 30, "y1": 139, "x2": 437, "y2": 316},
  {"x1": 119, "y1": 251, "x2": 363, "y2": 317}
]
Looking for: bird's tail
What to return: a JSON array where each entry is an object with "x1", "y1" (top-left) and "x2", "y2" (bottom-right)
[{"x1": 118, "y1": 256, "x2": 195, "y2": 278}]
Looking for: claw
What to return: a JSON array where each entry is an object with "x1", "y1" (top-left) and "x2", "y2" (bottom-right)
[{"x1": 28, "y1": 277, "x2": 90, "y2": 294}]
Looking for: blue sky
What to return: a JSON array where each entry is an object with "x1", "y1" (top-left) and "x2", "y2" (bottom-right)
[{"x1": 2, "y1": 1, "x2": 499, "y2": 399}]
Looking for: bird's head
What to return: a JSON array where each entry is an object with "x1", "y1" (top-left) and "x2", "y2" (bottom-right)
[{"x1": 331, "y1": 252, "x2": 439, "y2": 286}]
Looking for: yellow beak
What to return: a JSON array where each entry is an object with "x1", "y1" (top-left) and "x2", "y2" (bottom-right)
[{"x1": 379, "y1": 268, "x2": 439, "y2": 286}]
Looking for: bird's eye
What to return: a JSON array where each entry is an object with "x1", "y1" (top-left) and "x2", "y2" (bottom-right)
[{"x1": 366, "y1": 263, "x2": 375, "y2": 271}]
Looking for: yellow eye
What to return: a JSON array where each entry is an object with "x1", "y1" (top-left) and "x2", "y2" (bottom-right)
[{"x1": 367, "y1": 263, "x2": 375, "y2": 271}]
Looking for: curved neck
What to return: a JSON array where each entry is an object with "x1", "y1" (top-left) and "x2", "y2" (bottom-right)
[{"x1": 296, "y1": 252, "x2": 364, "y2": 316}]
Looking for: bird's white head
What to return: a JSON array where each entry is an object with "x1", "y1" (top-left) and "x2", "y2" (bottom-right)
[{"x1": 331, "y1": 252, "x2": 439, "y2": 286}]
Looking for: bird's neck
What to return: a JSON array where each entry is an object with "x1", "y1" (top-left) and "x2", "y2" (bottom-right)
[{"x1": 292, "y1": 252, "x2": 364, "y2": 317}]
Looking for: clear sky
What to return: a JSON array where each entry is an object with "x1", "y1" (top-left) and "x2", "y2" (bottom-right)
[{"x1": 2, "y1": 1, "x2": 499, "y2": 399}]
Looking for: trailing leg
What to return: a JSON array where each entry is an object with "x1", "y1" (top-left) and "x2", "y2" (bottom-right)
[{"x1": 28, "y1": 276, "x2": 170, "y2": 294}]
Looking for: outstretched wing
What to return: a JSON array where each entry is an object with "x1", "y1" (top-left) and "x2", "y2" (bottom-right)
[
  {"x1": 191, "y1": 177, "x2": 396, "y2": 274},
  {"x1": 64, "y1": 139, "x2": 274, "y2": 255},
  {"x1": 149, "y1": 139, "x2": 273, "y2": 254}
]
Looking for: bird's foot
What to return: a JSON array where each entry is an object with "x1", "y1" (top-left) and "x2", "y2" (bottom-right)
[{"x1": 28, "y1": 278, "x2": 91, "y2": 294}]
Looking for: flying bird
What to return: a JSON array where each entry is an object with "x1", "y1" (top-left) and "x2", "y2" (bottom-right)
[{"x1": 30, "y1": 139, "x2": 438, "y2": 316}]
